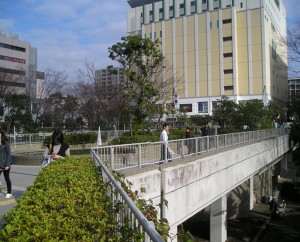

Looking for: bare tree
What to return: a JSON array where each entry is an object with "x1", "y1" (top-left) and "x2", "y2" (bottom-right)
[{"x1": 34, "y1": 69, "x2": 68, "y2": 124}]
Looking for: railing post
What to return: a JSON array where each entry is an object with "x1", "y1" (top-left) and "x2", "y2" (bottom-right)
[
  {"x1": 207, "y1": 136, "x2": 209, "y2": 152},
  {"x1": 216, "y1": 135, "x2": 218, "y2": 149},
  {"x1": 138, "y1": 144, "x2": 142, "y2": 168},
  {"x1": 195, "y1": 137, "x2": 198, "y2": 154},
  {"x1": 164, "y1": 141, "x2": 168, "y2": 163},
  {"x1": 29, "y1": 135, "x2": 32, "y2": 148},
  {"x1": 181, "y1": 140, "x2": 184, "y2": 158},
  {"x1": 110, "y1": 147, "x2": 114, "y2": 169}
]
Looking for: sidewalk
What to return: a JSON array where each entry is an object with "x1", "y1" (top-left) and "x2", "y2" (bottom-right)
[{"x1": 0, "y1": 165, "x2": 41, "y2": 228}]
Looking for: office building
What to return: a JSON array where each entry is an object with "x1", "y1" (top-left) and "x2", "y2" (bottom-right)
[
  {"x1": 95, "y1": 66, "x2": 125, "y2": 99},
  {"x1": 126, "y1": 0, "x2": 288, "y2": 115},
  {"x1": 0, "y1": 28, "x2": 39, "y2": 98}
]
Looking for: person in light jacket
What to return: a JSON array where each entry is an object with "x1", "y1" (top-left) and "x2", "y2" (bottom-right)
[
  {"x1": 43, "y1": 130, "x2": 70, "y2": 161},
  {"x1": 0, "y1": 129, "x2": 12, "y2": 199}
]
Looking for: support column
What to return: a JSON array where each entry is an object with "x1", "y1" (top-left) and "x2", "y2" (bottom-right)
[
  {"x1": 281, "y1": 154, "x2": 288, "y2": 171},
  {"x1": 210, "y1": 195, "x2": 227, "y2": 242},
  {"x1": 250, "y1": 176, "x2": 254, "y2": 210},
  {"x1": 168, "y1": 225, "x2": 178, "y2": 242}
]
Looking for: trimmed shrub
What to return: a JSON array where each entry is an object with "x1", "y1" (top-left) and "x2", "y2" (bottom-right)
[
  {"x1": 0, "y1": 157, "x2": 120, "y2": 241},
  {"x1": 43, "y1": 132, "x2": 105, "y2": 146}
]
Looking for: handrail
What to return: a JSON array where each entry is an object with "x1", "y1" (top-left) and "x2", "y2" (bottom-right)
[
  {"x1": 91, "y1": 149, "x2": 164, "y2": 242},
  {"x1": 91, "y1": 128, "x2": 289, "y2": 171}
]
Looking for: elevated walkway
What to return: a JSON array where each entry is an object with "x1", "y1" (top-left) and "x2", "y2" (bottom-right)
[{"x1": 122, "y1": 134, "x2": 291, "y2": 241}]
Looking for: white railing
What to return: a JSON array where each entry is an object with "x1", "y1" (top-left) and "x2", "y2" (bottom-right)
[
  {"x1": 91, "y1": 128, "x2": 289, "y2": 171},
  {"x1": 91, "y1": 149, "x2": 164, "y2": 242}
]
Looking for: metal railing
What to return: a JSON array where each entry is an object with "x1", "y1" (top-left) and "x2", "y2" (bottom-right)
[
  {"x1": 91, "y1": 128, "x2": 289, "y2": 171},
  {"x1": 91, "y1": 149, "x2": 164, "y2": 242},
  {"x1": 5, "y1": 130, "x2": 129, "y2": 149}
]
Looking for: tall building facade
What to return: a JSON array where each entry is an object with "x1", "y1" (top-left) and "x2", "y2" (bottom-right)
[
  {"x1": 95, "y1": 66, "x2": 125, "y2": 99},
  {"x1": 0, "y1": 28, "x2": 39, "y2": 98},
  {"x1": 126, "y1": 0, "x2": 288, "y2": 115}
]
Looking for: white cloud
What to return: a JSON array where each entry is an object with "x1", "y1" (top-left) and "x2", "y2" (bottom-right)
[{"x1": 3, "y1": 0, "x2": 129, "y2": 78}]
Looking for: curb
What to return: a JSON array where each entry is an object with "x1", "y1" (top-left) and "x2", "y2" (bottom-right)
[{"x1": 252, "y1": 219, "x2": 269, "y2": 242}]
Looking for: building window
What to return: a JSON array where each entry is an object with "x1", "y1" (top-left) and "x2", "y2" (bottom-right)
[
  {"x1": 217, "y1": 20, "x2": 219, "y2": 28},
  {"x1": 180, "y1": 104, "x2": 193, "y2": 112},
  {"x1": 224, "y1": 85, "x2": 234, "y2": 90},
  {"x1": 160, "y1": 31, "x2": 162, "y2": 38},
  {"x1": 159, "y1": 8, "x2": 164, "y2": 20},
  {"x1": 169, "y1": 6, "x2": 174, "y2": 18},
  {"x1": 202, "y1": 0, "x2": 207, "y2": 4},
  {"x1": 180, "y1": 3, "x2": 185, "y2": 16},
  {"x1": 0, "y1": 42, "x2": 26, "y2": 52},
  {"x1": 191, "y1": 1, "x2": 196, "y2": 14},
  {"x1": 222, "y1": 19, "x2": 232, "y2": 24},
  {"x1": 223, "y1": 36, "x2": 232, "y2": 41},
  {"x1": 198, "y1": 102, "x2": 208, "y2": 113},
  {"x1": 240, "y1": 2, "x2": 243, "y2": 8},
  {"x1": 210, "y1": 21, "x2": 212, "y2": 29},
  {"x1": 224, "y1": 69, "x2": 233, "y2": 74},
  {"x1": 223, "y1": 52, "x2": 233, "y2": 57},
  {"x1": 149, "y1": 10, "x2": 153, "y2": 22}
]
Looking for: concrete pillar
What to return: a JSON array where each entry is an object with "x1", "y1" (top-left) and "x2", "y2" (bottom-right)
[
  {"x1": 281, "y1": 154, "x2": 288, "y2": 171},
  {"x1": 250, "y1": 176, "x2": 254, "y2": 210},
  {"x1": 168, "y1": 225, "x2": 178, "y2": 242},
  {"x1": 210, "y1": 195, "x2": 227, "y2": 242}
]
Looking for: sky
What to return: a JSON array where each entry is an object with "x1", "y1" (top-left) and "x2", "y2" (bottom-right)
[{"x1": 0, "y1": 0, "x2": 300, "y2": 80}]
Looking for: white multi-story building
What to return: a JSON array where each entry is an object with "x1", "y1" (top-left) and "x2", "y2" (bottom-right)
[
  {"x1": 0, "y1": 28, "x2": 40, "y2": 99},
  {"x1": 126, "y1": 0, "x2": 288, "y2": 115},
  {"x1": 95, "y1": 66, "x2": 125, "y2": 99}
]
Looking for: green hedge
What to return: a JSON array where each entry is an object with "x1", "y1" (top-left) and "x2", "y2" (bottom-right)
[
  {"x1": 43, "y1": 132, "x2": 107, "y2": 146},
  {"x1": 111, "y1": 129, "x2": 187, "y2": 145},
  {"x1": 0, "y1": 157, "x2": 120, "y2": 241}
]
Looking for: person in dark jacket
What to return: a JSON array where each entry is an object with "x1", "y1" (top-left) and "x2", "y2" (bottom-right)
[
  {"x1": 0, "y1": 129, "x2": 12, "y2": 199},
  {"x1": 43, "y1": 130, "x2": 70, "y2": 161},
  {"x1": 185, "y1": 127, "x2": 193, "y2": 154},
  {"x1": 201, "y1": 122, "x2": 211, "y2": 136}
]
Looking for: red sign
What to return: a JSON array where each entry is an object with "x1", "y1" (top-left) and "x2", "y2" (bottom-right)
[{"x1": 0, "y1": 55, "x2": 26, "y2": 64}]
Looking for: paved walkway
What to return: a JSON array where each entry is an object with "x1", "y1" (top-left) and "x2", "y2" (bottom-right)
[{"x1": 0, "y1": 165, "x2": 42, "y2": 228}]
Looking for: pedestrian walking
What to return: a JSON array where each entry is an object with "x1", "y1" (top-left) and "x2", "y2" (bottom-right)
[
  {"x1": 160, "y1": 123, "x2": 173, "y2": 162},
  {"x1": 0, "y1": 129, "x2": 13, "y2": 199}
]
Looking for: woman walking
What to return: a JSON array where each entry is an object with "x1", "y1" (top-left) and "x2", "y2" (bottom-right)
[{"x1": 0, "y1": 129, "x2": 12, "y2": 199}]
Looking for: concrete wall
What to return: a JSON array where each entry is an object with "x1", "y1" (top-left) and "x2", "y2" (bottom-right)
[{"x1": 127, "y1": 135, "x2": 290, "y2": 228}]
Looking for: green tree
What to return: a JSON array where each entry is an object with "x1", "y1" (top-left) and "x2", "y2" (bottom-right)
[
  {"x1": 213, "y1": 96, "x2": 238, "y2": 128},
  {"x1": 108, "y1": 36, "x2": 164, "y2": 126},
  {"x1": 238, "y1": 99, "x2": 265, "y2": 129},
  {"x1": 3, "y1": 93, "x2": 33, "y2": 133}
]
